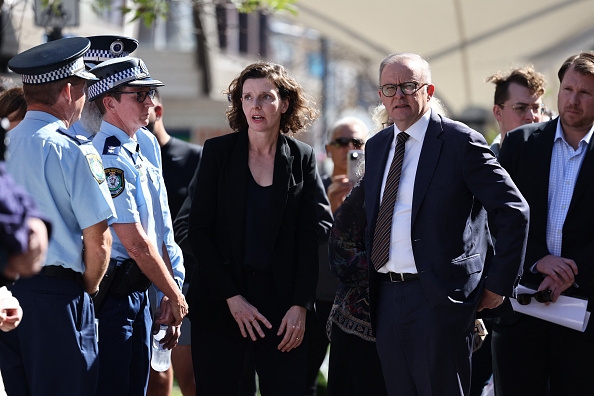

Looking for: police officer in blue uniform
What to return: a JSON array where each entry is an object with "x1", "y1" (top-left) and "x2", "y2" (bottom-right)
[
  {"x1": 88, "y1": 56, "x2": 189, "y2": 395},
  {"x1": 72, "y1": 36, "x2": 186, "y2": 303},
  {"x1": 0, "y1": 37, "x2": 116, "y2": 396}
]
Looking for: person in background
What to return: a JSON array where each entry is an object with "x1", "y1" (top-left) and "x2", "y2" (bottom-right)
[
  {"x1": 187, "y1": 62, "x2": 319, "y2": 395},
  {"x1": 0, "y1": 37, "x2": 116, "y2": 396},
  {"x1": 486, "y1": 66, "x2": 546, "y2": 156},
  {"x1": 88, "y1": 57, "x2": 188, "y2": 395},
  {"x1": 70, "y1": 35, "x2": 139, "y2": 139},
  {"x1": 471, "y1": 65, "x2": 547, "y2": 396},
  {"x1": 303, "y1": 116, "x2": 367, "y2": 396},
  {"x1": 146, "y1": 88, "x2": 201, "y2": 396},
  {"x1": 0, "y1": 87, "x2": 27, "y2": 133},
  {"x1": 494, "y1": 51, "x2": 594, "y2": 396}
]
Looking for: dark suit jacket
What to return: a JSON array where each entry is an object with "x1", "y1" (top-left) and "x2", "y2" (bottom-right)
[
  {"x1": 365, "y1": 111, "x2": 529, "y2": 332},
  {"x1": 498, "y1": 118, "x2": 594, "y2": 307},
  {"x1": 187, "y1": 130, "x2": 319, "y2": 338}
]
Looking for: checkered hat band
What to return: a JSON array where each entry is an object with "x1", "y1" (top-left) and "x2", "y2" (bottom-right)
[
  {"x1": 88, "y1": 66, "x2": 147, "y2": 99},
  {"x1": 85, "y1": 49, "x2": 130, "y2": 62},
  {"x1": 22, "y1": 57, "x2": 85, "y2": 84}
]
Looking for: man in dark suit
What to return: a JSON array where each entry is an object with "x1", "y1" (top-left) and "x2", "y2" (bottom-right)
[
  {"x1": 493, "y1": 51, "x2": 594, "y2": 396},
  {"x1": 364, "y1": 52, "x2": 529, "y2": 396}
]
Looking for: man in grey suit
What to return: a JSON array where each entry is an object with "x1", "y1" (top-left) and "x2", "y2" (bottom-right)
[{"x1": 364, "y1": 52, "x2": 529, "y2": 396}]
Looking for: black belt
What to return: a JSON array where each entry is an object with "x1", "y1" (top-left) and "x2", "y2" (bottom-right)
[
  {"x1": 40, "y1": 265, "x2": 83, "y2": 284},
  {"x1": 378, "y1": 272, "x2": 420, "y2": 282}
]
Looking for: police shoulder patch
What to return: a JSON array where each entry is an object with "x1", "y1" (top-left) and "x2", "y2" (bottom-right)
[
  {"x1": 104, "y1": 168, "x2": 125, "y2": 198},
  {"x1": 85, "y1": 153, "x2": 106, "y2": 184}
]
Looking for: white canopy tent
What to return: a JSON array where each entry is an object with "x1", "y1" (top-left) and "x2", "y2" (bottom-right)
[{"x1": 290, "y1": 0, "x2": 594, "y2": 115}]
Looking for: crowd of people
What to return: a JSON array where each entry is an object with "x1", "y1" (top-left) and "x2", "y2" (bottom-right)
[{"x1": 0, "y1": 32, "x2": 593, "y2": 396}]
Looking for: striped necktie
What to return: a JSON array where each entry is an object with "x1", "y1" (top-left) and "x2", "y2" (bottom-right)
[{"x1": 371, "y1": 131, "x2": 409, "y2": 271}]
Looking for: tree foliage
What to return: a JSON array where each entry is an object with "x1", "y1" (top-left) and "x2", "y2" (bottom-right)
[{"x1": 92, "y1": 0, "x2": 297, "y2": 28}]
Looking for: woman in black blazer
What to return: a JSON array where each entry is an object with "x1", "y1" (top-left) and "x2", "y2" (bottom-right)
[{"x1": 187, "y1": 62, "x2": 320, "y2": 395}]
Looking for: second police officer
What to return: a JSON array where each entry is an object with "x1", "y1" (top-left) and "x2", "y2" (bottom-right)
[{"x1": 87, "y1": 56, "x2": 188, "y2": 395}]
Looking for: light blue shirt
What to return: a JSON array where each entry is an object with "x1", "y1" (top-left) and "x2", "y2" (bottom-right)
[
  {"x1": 136, "y1": 128, "x2": 185, "y2": 293},
  {"x1": 546, "y1": 120, "x2": 594, "y2": 256},
  {"x1": 69, "y1": 120, "x2": 93, "y2": 140},
  {"x1": 6, "y1": 111, "x2": 116, "y2": 273},
  {"x1": 92, "y1": 121, "x2": 165, "y2": 262}
]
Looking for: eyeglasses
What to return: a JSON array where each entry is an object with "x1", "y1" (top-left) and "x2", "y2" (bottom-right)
[
  {"x1": 516, "y1": 289, "x2": 553, "y2": 305},
  {"x1": 498, "y1": 103, "x2": 545, "y2": 116},
  {"x1": 111, "y1": 89, "x2": 156, "y2": 103},
  {"x1": 329, "y1": 137, "x2": 365, "y2": 149},
  {"x1": 380, "y1": 82, "x2": 428, "y2": 97}
]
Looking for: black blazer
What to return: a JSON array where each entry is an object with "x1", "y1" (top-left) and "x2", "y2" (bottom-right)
[
  {"x1": 498, "y1": 118, "x2": 594, "y2": 306},
  {"x1": 364, "y1": 111, "x2": 530, "y2": 332},
  {"x1": 187, "y1": 130, "x2": 319, "y2": 338}
]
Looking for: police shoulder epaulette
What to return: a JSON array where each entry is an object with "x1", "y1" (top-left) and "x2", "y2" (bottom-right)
[
  {"x1": 103, "y1": 136, "x2": 122, "y2": 155},
  {"x1": 56, "y1": 128, "x2": 90, "y2": 145}
]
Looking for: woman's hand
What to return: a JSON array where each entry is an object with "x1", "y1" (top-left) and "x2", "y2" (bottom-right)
[
  {"x1": 277, "y1": 305, "x2": 306, "y2": 352},
  {"x1": 226, "y1": 295, "x2": 272, "y2": 341}
]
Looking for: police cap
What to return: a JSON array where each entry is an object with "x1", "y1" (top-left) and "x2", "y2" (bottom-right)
[
  {"x1": 85, "y1": 36, "x2": 139, "y2": 67},
  {"x1": 88, "y1": 57, "x2": 164, "y2": 101},
  {"x1": 8, "y1": 37, "x2": 98, "y2": 85}
]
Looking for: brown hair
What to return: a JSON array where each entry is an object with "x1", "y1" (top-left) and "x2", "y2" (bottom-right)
[
  {"x1": 558, "y1": 51, "x2": 594, "y2": 82},
  {"x1": 23, "y1": 77, "x2": 85, "y2": 107},
  {"x1": 0, "y1": 87, "x2": 27, "y2": 122},
  {"x1": 225, "y1": 62, "x2": 318, "y2": 134},
  {"x1": 486, "y1": 66, "x2": 546, "y2": 105}
]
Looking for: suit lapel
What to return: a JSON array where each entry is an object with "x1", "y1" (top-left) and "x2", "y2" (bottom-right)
[
  {"x1": 225, "y1": 131, "x2": 249, "y2": 263},
  {"x1": 530, "y1": 120, "x2": 556, "y2": 216},
  {"x1": 366, "y1": 127, "x2": 394, "y2": 234},
  {"x1": 411, "y1": 112, "x2": 443, "y2": 226},
  {"x1": 567, "y1": 125, "x2": 594, "y2": 218},
  {"x1": 269, "y1": 134, "x2": 292, "y2": 242}
]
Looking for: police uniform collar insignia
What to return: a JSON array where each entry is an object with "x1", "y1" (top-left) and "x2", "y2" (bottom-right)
[{"x1": 105, "y1": 168, "x2": 125, "y2": 198}]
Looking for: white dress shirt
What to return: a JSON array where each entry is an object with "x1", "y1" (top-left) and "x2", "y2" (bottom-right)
[{"x1": 378, "y1": 109, "x2": 431, "y2": 274}]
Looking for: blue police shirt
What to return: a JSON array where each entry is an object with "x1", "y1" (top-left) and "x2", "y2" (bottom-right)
[
  {"x1": 136, "y1": 129, "x2": 184, "y2": 290},
  {"x1": 6, "y1": 111, "x2": 116, "y2": 274},
  {"x1": 69, "y1": 120, "x2": 93, "y2": 140},
  {"x1": 92, "y1": 121, "x2": 165, "y2": 261}
]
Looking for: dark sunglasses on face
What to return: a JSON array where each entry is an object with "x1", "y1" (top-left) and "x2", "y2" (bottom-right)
[
  {"x1": 329, "y1": 137, "x2": 364, "y2": 149},
  {"x1": 111, "y1": 89, "x2": 156, "y2": 103},
  {"x1": 516, "y1": 289, "x2": 553, "y2": 305}
]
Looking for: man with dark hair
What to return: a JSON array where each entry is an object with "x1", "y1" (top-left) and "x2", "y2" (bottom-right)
[
  {"x1": 494, "y1": 51, "x2": 594, "y2": 396},
  {"x1": 487, "y1": 66, "x2": 546, "y2": 155},
  {"x1": 0, "y1": 37, "x2": 116, "y2": 395}
]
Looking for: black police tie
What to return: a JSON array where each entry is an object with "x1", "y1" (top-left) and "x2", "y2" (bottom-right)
[{"x1": 371, "y1": 131, "x2": 409, "y2": 271}]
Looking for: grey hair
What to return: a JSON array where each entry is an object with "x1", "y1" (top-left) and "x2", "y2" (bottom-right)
[
  {"x1": 326, "y1": 116, "x2": 369, "y2": 144},
  {"x1": 379, "y1": 52, "x2": 432, "y2": 86}
]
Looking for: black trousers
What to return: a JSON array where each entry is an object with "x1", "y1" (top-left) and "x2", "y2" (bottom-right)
[
  {"x1": 327, "y1": 322, "x2": 387, "y2": 396},
  {"x1": 375, "y1": 279, "x2": 473, "y2": 396},
  {"x1": 304, "y1": 299, "x2": 332, "y2": 396},
  {"x1": 492, "y1": 314, "x2": 594, "y2": 396},
  {"x1": 192, "y1": 272, "x2": 306, "y2": 396}
]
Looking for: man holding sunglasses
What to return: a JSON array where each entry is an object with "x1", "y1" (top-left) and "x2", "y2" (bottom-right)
[
  {"x1": 494, "y1": 52, "x2": 594, "y2": 396},
  {"x1": 364, "y1": 52, "x2": 529, "y2": 396},
  {"x1": 88, "y1": 57, "x2": 189, "y2": 395},
  {"x1": 487, "y1": 66, "x2": 547, "y2": 156}
]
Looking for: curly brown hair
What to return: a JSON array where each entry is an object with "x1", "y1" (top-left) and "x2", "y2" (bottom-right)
[{"x1": 225, "y1": 62, "x2": 319, "y2": 134}]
